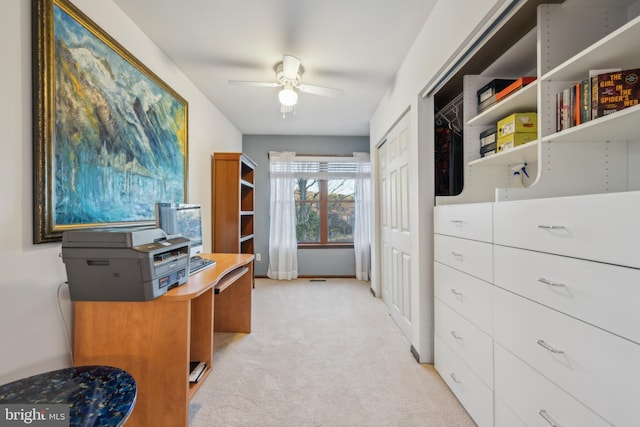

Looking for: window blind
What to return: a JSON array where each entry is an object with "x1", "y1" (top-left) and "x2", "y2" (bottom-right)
[{"x1": 269, "y1": 153, "x2": 370, "y2": 179}]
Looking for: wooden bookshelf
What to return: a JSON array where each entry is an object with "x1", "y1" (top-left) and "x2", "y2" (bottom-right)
[{"x1": 212, "y1": 153, "x2": 256, "y2": 255}]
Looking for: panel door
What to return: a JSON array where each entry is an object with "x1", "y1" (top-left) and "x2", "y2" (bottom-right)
[{"x1": 378, "y1": 113, "x2": 413, "y2": 339}]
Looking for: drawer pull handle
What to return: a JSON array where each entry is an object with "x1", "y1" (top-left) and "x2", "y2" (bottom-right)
[
  {"x1": 537, "y1": 339, "x2": 564, "y2": 354},
  {"x1": 538, "y1": 409, "x2": 562, "y2": 427},
  {"x1": 451, "y1": 251, "x2": 463, "y2": 259},
  {"x1": 450, "y1": 219, "x2": 463, "y2": 226},
  {"x1": 537, "y1": 225, "x2": 566, "y2": 230},
  {"x1": 537, "y1": 277, "x2": 566, "y2": 287},
  {"x1": 450, "y1": 373, "x2": 462, "y2": 384},
  {"x1": 450, "y1": 289, "x2": 463, "y2": 297},
  {"x1": 451, "y1": 331, "x2": 462, "y2": 340}
]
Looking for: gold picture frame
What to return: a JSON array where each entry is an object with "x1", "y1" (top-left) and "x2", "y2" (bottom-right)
[{"x1": 33, "y1": 0, "x2": 188, "y2": 243}]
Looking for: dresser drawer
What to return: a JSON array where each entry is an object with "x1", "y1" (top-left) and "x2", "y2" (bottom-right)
[
  {"x1": 493, "y1": 287, "x2": 640, "y2": 426},
  {"x1": 435, "y1": 299, "x2": 493, "y2": 388},
  {"x1": 494, "y1": 343, "x2": 612, "y2": 427},
  {"x1": 435, "y1": 335, "x2": 493, "y2": 427},
  {"x1": 493, "y1": 191, "x2": 640, "y2": 268},
  {"x1": 434, "y1": 234, "x2": 492, "y2": 282},
  {"x1": 434, "y1": 203, "x2": 492, "y2": 242},
  {"x1": 434, "y1": 262, "x2": 492, "y2": 334},
  {"x1": 495, "y1": 395, "x2": 526, "y2": 427},
  {"x1": 494, "y1": 245, "x2": 640, "y2": 344}
]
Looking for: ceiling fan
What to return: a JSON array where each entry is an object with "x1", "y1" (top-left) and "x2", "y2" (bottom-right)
[{"x1": 228, "y1": 55, "x2": 344, "y2": 117}]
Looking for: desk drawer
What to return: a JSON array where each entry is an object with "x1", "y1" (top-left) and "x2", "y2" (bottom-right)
[
  {"x1": 434, "y1": 203, "x2": 492, "y2": 242},
  {"x1": 494, "y1": 344, "x2": 612, "y2": 427},
  {"x1": 493, "y1": 287, "x2": 640, "y2": 426},
  {"x1": 435, "y1": 335, "x2": 493, "y2": 427},
  {"x1": 493, "y1": 191, "x2": 640, "y2": 268},
  {"x1": 434, "y1": 234, "x2": 492, "y2": 282},
  {"x1": 434, "y1": 262, "x2": 492, "y2": 334},
  {"x1": 494, "y1": 245, "x2": 640, "y2": 344},
  {"x1": 435, "y1": 299, "x2": 493, "y2": 388}
]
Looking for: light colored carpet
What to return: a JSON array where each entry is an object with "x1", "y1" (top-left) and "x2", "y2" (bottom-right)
[{"x1": 188, "y1": 278, "x2": 475, "y2": 427}]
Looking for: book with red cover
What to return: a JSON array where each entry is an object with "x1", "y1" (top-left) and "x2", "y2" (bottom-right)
[
  {"x1": 592, "y1": 68, "x2": 640, "y2": 119},
  {"x1": 495, "y1": 77, "x2": 537, "y2": 101}
]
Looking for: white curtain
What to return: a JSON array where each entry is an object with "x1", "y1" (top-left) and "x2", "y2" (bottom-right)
[
  {"x1": 267, "y1": 151, "x2": 298, "y2": 280},
  {"x1": 353, "y1": 152, "x2": 371, "y2": 281}
]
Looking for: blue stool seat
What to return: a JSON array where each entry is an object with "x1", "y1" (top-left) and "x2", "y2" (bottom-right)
[{"x1": 0, "y1": 365, "x2": 136, "y2": 427}]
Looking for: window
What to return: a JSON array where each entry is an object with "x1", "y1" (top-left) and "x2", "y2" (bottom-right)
[
  {"x1": 269, "y1": 153, "x2": 368, "y2": 250},
  {"x1": 295, "y1": 178, "x2": 355, "y2": 245}
]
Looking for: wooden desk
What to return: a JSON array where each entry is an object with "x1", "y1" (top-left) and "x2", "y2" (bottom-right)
[{"x1": 73, "y1": 253, "x2": 253, "y2": 427}]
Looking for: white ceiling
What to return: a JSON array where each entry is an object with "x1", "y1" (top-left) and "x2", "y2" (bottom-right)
[{"x1": 112, "y1": 0, "x2": 438, "y2": 136}]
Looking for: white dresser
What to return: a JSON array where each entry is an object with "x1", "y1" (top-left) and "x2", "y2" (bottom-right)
[
  {"x1": 433, "y1": 203, "x2": 494, "y2": 427},
  {"x1": 434, "y1": 192, "x2": 640, "y2": 426},
  {"x1": 492, "y1": 192, "x2": 640, "y2": 427}
]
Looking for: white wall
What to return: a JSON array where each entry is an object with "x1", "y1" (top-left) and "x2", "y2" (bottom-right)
[
  {"x1": 369, "y1": 0, "x2": 508, "y2": 362},
  {"x1": 0, "y1": 0, "x2": 241, "y2": 384}
]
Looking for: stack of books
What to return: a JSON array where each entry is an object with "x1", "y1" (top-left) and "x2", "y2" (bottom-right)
[{"x1": 556, "y1": 67, "x2": 640, "y2": 132}]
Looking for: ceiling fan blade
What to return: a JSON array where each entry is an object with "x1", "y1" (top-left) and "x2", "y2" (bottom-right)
[
  {"x1": 228, "y1": 80, "x2": 280, "y2": 88},
  {"x1": 282, "y1": 55, "x2": 301, "y2": 80},
  {"x1": 298, "y1": 84, "x2": 344, "y2": 97}
]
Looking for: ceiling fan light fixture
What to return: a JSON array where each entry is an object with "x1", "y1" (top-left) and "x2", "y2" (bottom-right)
[
  {"x1": 280, "y1": 102, "x2": 295, "y2": 118},
  {"x1": 229, "y1": 54, "x2": 343, "y2": 117},
  {"x1": 278, "y1": 85, "x2": 298, "y2": 106}
]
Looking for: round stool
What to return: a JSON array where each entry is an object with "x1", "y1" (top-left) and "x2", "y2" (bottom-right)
[{"x1": 0, "y1": 365, "x2": 136, "y2": 426}]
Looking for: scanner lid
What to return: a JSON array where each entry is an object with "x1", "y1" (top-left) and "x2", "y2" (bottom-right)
[{"x1": 62, "y1": 227, "x2": 167, "y2": 248}]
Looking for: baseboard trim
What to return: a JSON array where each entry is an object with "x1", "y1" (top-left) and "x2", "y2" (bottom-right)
[
  {"x1": 254, "y1": 275, "x2": 357, "y2": 279},
  {"x1": 297, "y1": 275, "x2": 357, "y2": 278},
  {"x1": 410, "y1": 345, "x2": 420, "y2": 363}
]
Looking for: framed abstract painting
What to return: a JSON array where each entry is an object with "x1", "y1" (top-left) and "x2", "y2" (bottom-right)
[{"x1": 32, "y1": 0, "x2": 188, "y2": 243}]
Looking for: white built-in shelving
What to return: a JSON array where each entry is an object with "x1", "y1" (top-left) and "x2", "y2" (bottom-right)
[
  {"x1": 433, "y1": 2, "x2": 640, "y2": 426},
  {"x1": 437, "y1": 2, "x2": 640, "y2": 205}
]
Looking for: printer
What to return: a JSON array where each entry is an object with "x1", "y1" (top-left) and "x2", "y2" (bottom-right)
[{"x1": 61, "y1": 227, "x2": 190, "y2": 301}]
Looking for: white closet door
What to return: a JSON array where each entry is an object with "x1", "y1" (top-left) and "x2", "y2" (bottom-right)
[{"x1": 378, "y1": 113, "x2": 413, "y2": 339}]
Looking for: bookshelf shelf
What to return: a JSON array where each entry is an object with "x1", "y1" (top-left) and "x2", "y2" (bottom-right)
[
  {"x1": 542, "y1": 103, "x2": 640, "y2": 144},
  {"x1": 467, "y1": 82, "x2": 538, "y2": 127},
  {"x1": 541, "y1": 14, "x2": 640, "y2": 83},
  {"x1": 468, "y1": 140, "x2": 538, "y2": 167}
]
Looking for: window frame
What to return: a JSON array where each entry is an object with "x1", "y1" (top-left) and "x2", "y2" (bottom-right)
[{"x1": 295, "y1": 178, "x2": 355, "y2": 249}]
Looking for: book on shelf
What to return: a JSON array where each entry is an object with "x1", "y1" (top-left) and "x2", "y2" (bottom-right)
[
  {"x1": 580, "y1": 78, "x2": 590, "y2": 124},
  {"x1": 590, "y1": 68, "x2": 620, "y2": 120},
  {"x1": 189, "y1": 361, "x2": 207, "y2": 383},
  {"x1": 557, "y1": 82, "x2": 582, "y2": 131},
  {"x1": 591, "y1": 68, "x2": 640, "y2": 119},
  {"x1": 573, "y1": 81, "x2": 581, "y2": 126}
]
